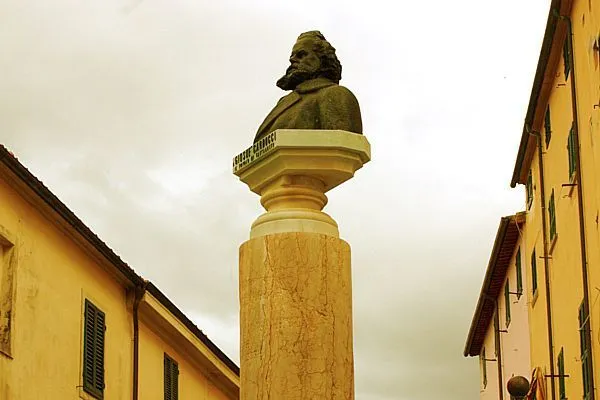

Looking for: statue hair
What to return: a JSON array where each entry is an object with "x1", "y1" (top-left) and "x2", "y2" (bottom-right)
[{"x1": 297, "y1": 31, "x2": 342, "y2": 83}]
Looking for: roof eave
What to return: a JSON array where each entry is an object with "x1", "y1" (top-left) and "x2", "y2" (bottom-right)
[
  {"x1": 511, "y1": 0, "x2": 563, "y2": 188},
  {"x1": 463, "y1": 212, "x2": 525, "y2": 357},
  {"x1": 463, "y1": 216, "x2": 510, "y2": 357}
]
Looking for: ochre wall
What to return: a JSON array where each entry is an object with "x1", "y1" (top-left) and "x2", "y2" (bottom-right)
[
  {"x1": 0, "y1": 173, "x2": 238, "y2": 399},
  {"x1": 138, "y1": 321, "x2": 231, "y2": 400},
  {"x1": 571, "y1": 1, "x2": 600, "y2": 398},
  {"x1": 520, "y1": 1, "x2": 600, "y2": 397},
  {"x1": 0, "y1": 175, "x2": 133, "y2": 400}
]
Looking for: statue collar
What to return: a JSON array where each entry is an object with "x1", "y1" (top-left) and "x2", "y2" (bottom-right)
[{"x1": 294, "y1": 78, "x2": 337, "y2": 94}]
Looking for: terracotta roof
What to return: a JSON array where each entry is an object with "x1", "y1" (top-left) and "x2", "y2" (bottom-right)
[
  {"x1": 463, "y1": 213, "x2": 525, "y2": 357},
  {"x1": 0, "y1": 144, "x2": 239, "y2": 376}
]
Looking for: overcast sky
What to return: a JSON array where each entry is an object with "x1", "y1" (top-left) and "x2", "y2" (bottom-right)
[{"x1": 1, "y1": 0, "x2": 550, "y2": 398}]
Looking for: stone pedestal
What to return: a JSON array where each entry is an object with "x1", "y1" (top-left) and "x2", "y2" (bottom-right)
[{"x1": 233, "y1": 129, "x2": 370, "y2": 400}]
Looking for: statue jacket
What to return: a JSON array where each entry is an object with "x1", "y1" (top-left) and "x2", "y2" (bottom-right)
[{"x1": 254, "y1": 77, "x2": 363, "y2": 142}]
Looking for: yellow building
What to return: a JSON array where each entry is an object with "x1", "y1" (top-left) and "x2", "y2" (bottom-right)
[
  {"x1": 0, "y1": 145, "x2": 239, "y2": 399},
  {"x1": 467, "y1": 0, "x2": 600, "y2": 399},
  {"x1": 464, "y1": 213, "x2": 531, "y2": 400}
]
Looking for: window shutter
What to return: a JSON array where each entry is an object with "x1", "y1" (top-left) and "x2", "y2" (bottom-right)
[
  {"x1": 549, "y1": 190, "x2": 556, "y2": 241},
  {"x1": 172, "y1": 361, "x2": 179, "y2": 400},
  {"x1": 516, "y1": 248, "x2": 523, "y2": 297},
  {"x1": 564, "y1": 37, "x2": 571, "y2": 79},
  {"x1": 531, "y1": 249, "x2": 538, "y2": 294},
  {"x1": 545, "y1": 105, "x2": 552, "y2": 147},
  {"x1": 164, "y1": 354, "x2": 179, "y2": 400},
  {"x1": 504, "y1": 281, "x2": 511, "y2": 327},
  {"x1": 579, "y1": 301, "x2": 592, "y2": 399},
  {"x1": 567, "y1": 124, "x2": 577, "y2": 179},
  {"x1": 83, "y1": 299, "x2": 105, "y2": 399},
  {"x1": 558, "y1": 348, "x2": 566, "y2": 399},
  {"x1": 164, "y1": 355, "x2": 172, "y2": 400}
]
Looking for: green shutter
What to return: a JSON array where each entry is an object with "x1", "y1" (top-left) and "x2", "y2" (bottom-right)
[
  {"x1": 531, "y1": 249, "x2": 538, "y2": 294},
  {"x1": 504, "y1": 281, "x2": 511, "y2": 327},
  {"x1": 481, "y1": 348, "x2": 487, "y2": 388},
  {"x1": 568, "y1": 124, "x2": 577, "y2": 179},
  {"x1": 526, "y1": 172, "x2": 532, "y2": 205},
  {"x1": 558, "y1": 347, "x2": 566, "y2": 399},
  {"x1": 545, "y1": 105, "x2": 552, "y2": 148},
  {"x1": 549, "y1": 190, "x2": 556, "y2": 241},
  {"x1": 164, "y1": 354, "x2": 179, "y2": 400},
  {"x1": 516, "y1": 248, "x2": 523, "y2": 297},
  {"x1": 564, "y1": 37, "x2": 571, "y2": 79},
  {"x1": 493, "y1": 312, "x2": 500, "y2": 357},
  {"x1": 83, "y1": 299, "x2": 105, "y2": 399},
  {"x1": 579, "y1": 302, "x2": 592, "y2": 400}
]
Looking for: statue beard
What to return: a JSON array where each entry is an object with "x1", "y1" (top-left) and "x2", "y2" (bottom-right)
[{"x1": 276, "y1": 65, "x2": 319, "y2": 91}]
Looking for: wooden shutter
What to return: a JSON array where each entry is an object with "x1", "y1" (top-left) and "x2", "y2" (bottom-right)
[
  {"x1": 504, "y1": 281, "x2": 511, "y2": 327},
  {"x1": 564, "y1": 37, "x2": 571, "y2": 79},
  {"x1": 549, "y1": 190, "x2": 556, "y2": 241},
  {"x1": 579, "y1": 302, "x2": 592, "y2": 399},
  {"x1": 164, "y1": 354, "x2": 179, "y2": 400},
  {"x1": 83, "y1": 299, "x2": 105, "y2": 399},
  {"x1": 531, "y1": 249, "x2": 538, "y2": 294},
  {"x1": 558, "y1": 348, "x2": 566, "y2": 399},
  {"x1": 545, "y1": 105, "x2": 552, "y2": 147},
  {"x1": 516, "y1": 248, "x2": 523, "y2": 297},
  {"x1": 568, "y1": 124, "x2": 577, "y2": 179}
]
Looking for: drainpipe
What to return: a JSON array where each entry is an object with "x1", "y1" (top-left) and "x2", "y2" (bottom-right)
[
  {"x1": 483, "y1": 294, "x2": 504, "y2": 400},
  {"x1": 563, "y1": 15, "x2": 596, "y2": 399},
  {"x1": 529, "y1": 126, "x2": 556, "y2": 400},
  {"x1": 132, "y1": 281, "x2": 148, "y2": 400}
]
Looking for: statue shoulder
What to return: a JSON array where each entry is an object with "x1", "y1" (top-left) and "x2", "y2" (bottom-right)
[{"x1": 320, "y1": 84, "x2": 359, "y2": 103}]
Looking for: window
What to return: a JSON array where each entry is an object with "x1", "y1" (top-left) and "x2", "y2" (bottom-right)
[
  {"x1": 83, "y1": 300, "x2": 106, "y2": 399},
  {"x1": 164, "y1": 354, "x2": 179, "y2": 400},
  {"x1": 545, "y1": 105, "x2": 552, "y2": 148},
  {"x1": 493, "y1": 313, "x2": 500, "y2": 357},
  {"x1": 480, "y1": 347, "x2": 487, "y2": 388},
  {"x1": 0, "y1": 230, "x2": 16, "y2": 358},
  {"x1": 526, "y1": 170, "x2": 534, "y2": 209},
  {"x1": 558, "y1": 347, "x2": 566, "y2": 399},
  {"x1": 579, "y1": 301, "x2": 593, "y2": 400},
  {"x1": 531, "y1": 248, "x2": 538, "y2": 295},
  {"x1": 568, "y1": 123, "x2": 577, "y2": 180},
  {"x1": 549, "y1": 190, "x2": 557, "y2": 242},
  {"x1": 504, "y1": 281, "x2": 511, "y2": 327},
  {"x1": 516, "y1": 248, "x2": 523, "y2": 298},
  {"x1": 564, "y1": 37, "x2": 571, "y2": 79}
]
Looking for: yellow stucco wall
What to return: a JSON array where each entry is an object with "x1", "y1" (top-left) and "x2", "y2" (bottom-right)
[
  {"x1": 0, "y1": 175, "x2": 133, "y2": 400},
  {"x1": 571, "y1": 2, "x2": 600, "y2": 399},
  {"x1": 521, "y1": 145, "x2": 550, "y2": 387},
  {"x1": 0, "y1": 170, "x2": 238, "y2": 399},
  {"x1": 138, "y1": 321, "x2": 231, "y2": 400},
  {"x1": 519, "y1": 2, "x2": 600, "y2": 398}
]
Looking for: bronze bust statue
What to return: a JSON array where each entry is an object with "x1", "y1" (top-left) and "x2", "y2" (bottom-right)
[{"x1": 254, "y1": 31, "x2": 363, "y2": 142}]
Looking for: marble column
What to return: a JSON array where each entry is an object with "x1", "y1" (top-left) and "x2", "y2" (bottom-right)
[{"x1": 233, "y1": 129, "x2": 370, "y2": 400}]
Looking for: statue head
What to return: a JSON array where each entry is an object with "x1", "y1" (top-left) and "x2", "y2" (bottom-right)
[{"x1": 276, "y1": 31, "x2": 343, "y2": 91}]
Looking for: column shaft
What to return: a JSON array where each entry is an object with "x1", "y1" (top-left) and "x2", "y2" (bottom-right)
[{"x1": 239, "y1": 232, "x2": 354, "y2": 400}]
